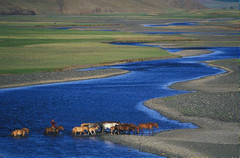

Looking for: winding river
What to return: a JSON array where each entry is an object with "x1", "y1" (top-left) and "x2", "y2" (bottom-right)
[{"x1": 0, "y1": 45, "x2": 238, "y2": 157}]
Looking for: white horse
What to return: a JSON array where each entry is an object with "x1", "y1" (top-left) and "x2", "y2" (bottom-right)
[{"x1": 101, "y1": 121, "x2": 120, "y2": 133}]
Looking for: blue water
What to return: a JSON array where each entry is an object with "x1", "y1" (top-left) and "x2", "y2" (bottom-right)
[
  {"x1": 139, "y1": 20, "x2": 239, "y2": 35},
  {"x1": 135, "y1": 31, "x2": 239, "y2": 35},
  {"x1": 142, "y1": 21, "x2": 198, "y2": 27},
  {"x1": 141, "y1": 18, "x2": 237, "y2": 27},
  {"x1": 55, "y1": 27, "x2": 88, "y2": 30},
  {"x1": 54, "y1": 27, "x2": 119, "y2": 32},
  {"x1": 0, "y1": 45, "x2": 238, "y2": 157}
]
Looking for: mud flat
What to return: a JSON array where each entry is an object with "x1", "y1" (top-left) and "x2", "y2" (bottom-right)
[
  {"x1": 102, "y1": 59, "x2": 239, "y2": 157},
  {"x1": 174, "y1": 49, "x2": 212, "y2": 57}
]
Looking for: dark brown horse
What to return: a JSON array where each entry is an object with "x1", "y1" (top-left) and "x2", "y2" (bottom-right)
[
  {"x1": 114, "y1": 123, "x2": 137, "y2": 135},
  {"x1": 137, "y1": 123, "x2": 158, "y2": 135},
  {"x1": 45, "y1": 125, "x2": 64, "y2": 134},
  {"x1": 124, "y1": 123, "x2": 138, "y2": 135}
]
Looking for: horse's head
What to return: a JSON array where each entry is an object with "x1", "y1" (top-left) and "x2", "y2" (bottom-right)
[
  {"x1": 95, "y1": 126, "x2": 99, "y2": 130},
  {"x1": 58, "y1": 125, "x2": 64, "y2": 131},
  {"x1": 22, "y1": 128, "x2": 30, "y2": 134},
  {"x1": 153, "y1": 123, "x2": 159, "y2": 129}
]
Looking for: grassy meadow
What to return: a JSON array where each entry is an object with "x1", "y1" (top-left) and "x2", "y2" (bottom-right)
[
  {"x1": 0, "y1": 10, "x2": 238, "y2": 74},
  {"x1": 0, "y1": 21, "x2": 176, "y2": 74}
]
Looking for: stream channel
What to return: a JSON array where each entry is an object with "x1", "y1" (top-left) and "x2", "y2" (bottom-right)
[{"x1": 0, "y1": 43, "x2": 238, "y2": 157}]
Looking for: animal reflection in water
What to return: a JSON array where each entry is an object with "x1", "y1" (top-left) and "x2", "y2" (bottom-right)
[
  {"x1": 10, "y1": 128, "x2": 30, "y2": 137},
  {"x1": 45, "y1": 125, "x2": 64, "y2": 134},
  {"x1": 137, "y1": 123, "x2": 159, "y2": 135}
]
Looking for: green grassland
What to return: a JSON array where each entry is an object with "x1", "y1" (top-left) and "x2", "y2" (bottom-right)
[
  {"x1": 0, "y1": 11, "x2": 238, "y2": 74},
  {"x1": 0, "y1": 23, "x2": 177, "y2": 74}
]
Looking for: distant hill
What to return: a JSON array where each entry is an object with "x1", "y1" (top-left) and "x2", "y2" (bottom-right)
[
  {"x1": 196, "y1": 0, "x2": 238, "y2": 9},
  {"x1": 0, "y1": 0, "x2": 207, "y2": 15}
]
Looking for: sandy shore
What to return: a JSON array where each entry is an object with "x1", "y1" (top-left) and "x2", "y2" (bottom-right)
[{"x1": 102, "y1": 59, "x2": 239, "y2": 157}]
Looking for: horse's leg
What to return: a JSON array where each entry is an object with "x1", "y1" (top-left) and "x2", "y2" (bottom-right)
[
  {"x1": 101, "y1": 126, "x2": 104, "y2": 133},
  {"x1": 150, "y1": 127, "x2": 153, "y2": 135},
  {"x1": 22, "y1": 131, "x2": 25, "y2": 136}
]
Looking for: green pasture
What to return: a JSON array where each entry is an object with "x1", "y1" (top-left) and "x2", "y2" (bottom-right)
[
  {"x1": 0, "y1": 24, "x2": 176, "y2": 74},
  {"x1": 0, "y1": 10, "x2": 238, "y2": 74}
]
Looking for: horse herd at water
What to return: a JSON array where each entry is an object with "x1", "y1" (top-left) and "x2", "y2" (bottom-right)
[{"x1": 10, "y1": 121, "x2": 159, "y2": 137}]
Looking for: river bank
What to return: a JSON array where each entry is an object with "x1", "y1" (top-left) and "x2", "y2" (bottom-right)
[
  {"x1": 0, "y1": 49, "x2": 211, "y2": 89},
  {"x1": 0, "y1": 55, "x2": 182, "y2": 89},
  {"x1": 102, "y1": 58, "x2": 239, "y2": 157}
]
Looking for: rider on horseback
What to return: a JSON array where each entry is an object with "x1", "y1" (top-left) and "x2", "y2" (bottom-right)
[{"x1": 51, "y1": 119, "x2": 57, "y2": 132}]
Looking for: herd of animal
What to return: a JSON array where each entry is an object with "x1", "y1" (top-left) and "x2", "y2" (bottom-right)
[{"x1": 10, "y1": 121, "x2": 159, "y2": 137}]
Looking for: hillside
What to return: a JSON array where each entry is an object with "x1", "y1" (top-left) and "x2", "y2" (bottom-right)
[{"x1": 0, "y1": 0, "x2": 206, "y2": 15}]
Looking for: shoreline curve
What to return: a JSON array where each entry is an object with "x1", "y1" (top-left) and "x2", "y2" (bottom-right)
[{"x1": 102, "y1": 58, "x2": 239, "y2": 157}]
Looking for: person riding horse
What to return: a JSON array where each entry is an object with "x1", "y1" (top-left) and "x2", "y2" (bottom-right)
[{"x1": 51, "y1": 119, "x2": 57, "y2": 132}]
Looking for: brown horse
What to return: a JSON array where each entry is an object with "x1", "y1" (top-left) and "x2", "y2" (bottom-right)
[
  {"x1": 21, "y1": 128, "x2": 30, "y2": 135},
  {"x1": 114, "y1": 123, "x2": 137, "y2": 135},
  {"x1": 80, "y1": 123, "x2": 90, "y2": 127},
  {"x1": 72, "y1": 126, "x2": 89, "y2": 136},
  {"x1": 124, "y1": 123, "x2": 137, "y2": 135},
  {"x1": 45, "y1": 125, "x2": 64, "y2": 134},
  {"x1": 137, "y1": 123, "x2": 158, "y2": 135},
  {"x1": 10, "y1": 128, "x2": 30, "y2": 137},
  {"x1": 89, "y1": 126, "x2": 99, "y2": 135}
]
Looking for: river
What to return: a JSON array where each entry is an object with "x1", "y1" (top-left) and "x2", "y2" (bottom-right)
[{"x1": 0, "y1": 46, "x2": 238, "y2": 157}]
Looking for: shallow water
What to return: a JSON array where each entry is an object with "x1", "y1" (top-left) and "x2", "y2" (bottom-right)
[
  {"x1": 142, "y1": 21, "x2": 198, "y2": 27},
  {"x1": 134, "y1": 31, "x2": 239, "y2": 36},
  {"x1": 0, "y1": 46, "x2": 238, "y2": 157}
]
